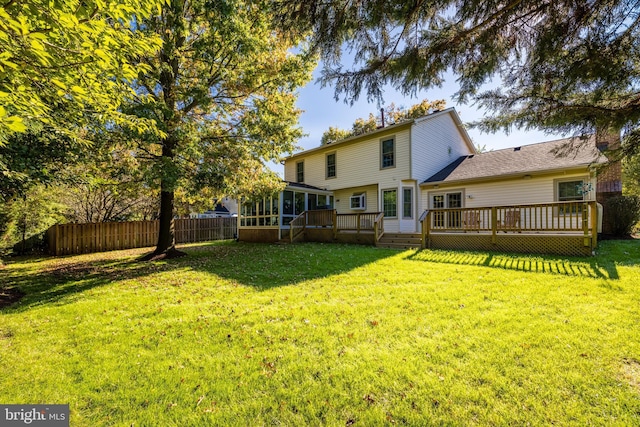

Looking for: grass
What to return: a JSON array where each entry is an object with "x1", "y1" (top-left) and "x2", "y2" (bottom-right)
[{"x1": 1, "y1": 240, "x2": 640, "y2": 426}]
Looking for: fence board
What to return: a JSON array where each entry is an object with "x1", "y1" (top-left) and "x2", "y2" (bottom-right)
[{"x1": 47, "y1": 218, "x2": 237, "y2": 256}]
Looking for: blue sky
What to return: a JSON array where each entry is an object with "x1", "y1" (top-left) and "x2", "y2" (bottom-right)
[{"x1": 271, "y1": 67, "x2": 563, "y2": 177}]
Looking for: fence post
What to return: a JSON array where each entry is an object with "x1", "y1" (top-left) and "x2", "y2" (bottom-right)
[{"x1": 53, "y1": 225, "x2": 60, "y2": 256}]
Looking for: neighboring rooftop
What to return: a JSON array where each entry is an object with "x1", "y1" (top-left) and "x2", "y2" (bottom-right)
[{"x1": 423, "y1": 136, "x2": 606, "y2": 185}]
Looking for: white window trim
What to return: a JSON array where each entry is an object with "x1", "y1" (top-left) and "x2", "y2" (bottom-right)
[
  {"x1": 350, "y1": 193, "x2": 366, "y2": 210},
  {"x1": 326, "y1": 152, "x2": 337, "y2": 179},
  {"x1": 402, "y1": 187, "x2": 413, "y2": 219},
  {"x1": 380, "y1": 137, "x2": 396, "y2": 170},
  {"x1": 296, "y1": 160, "x2": 304, "y2": 183},
  {"x1": 554, "y1": 177, "x2": 589, "y2": 202}
]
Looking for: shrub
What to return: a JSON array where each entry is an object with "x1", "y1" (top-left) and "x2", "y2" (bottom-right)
[{"x1": 605, "y1": 195, "x2": 640, "y2": 236}]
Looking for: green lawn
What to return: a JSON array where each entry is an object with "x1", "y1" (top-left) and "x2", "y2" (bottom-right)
[{"x1": 1, "y1": 241, "x2": 640, "y2": 426}]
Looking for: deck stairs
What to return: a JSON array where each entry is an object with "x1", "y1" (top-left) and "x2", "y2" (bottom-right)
[{"x1": 376, "y1": 233, "x2": 422, "y2": 249}]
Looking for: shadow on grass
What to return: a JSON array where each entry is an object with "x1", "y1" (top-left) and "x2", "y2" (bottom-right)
[
  {"x1": 404, "y1": 246, "x2": 621, "y2": 280},
  {"x1": 0, "y1": 241, "x2": 397, "y2": 312}
]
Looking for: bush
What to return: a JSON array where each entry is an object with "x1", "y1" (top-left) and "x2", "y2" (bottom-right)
[
  {"x1": 605, "y1": 195, "x2": 640, "y2": 236},
  {"x1": 12, "y1": 232, "x2": 47, "y2": 255}
]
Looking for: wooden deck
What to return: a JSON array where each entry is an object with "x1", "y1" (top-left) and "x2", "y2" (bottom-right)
[
  {"x1": 289, "y1": 210, "x2": 384, "y2": 246},
  {"x1": 241, "y1": 201, "x2": 599, "y2": 256},
  {"x1": 421, "y1": 201, "x2": 599, "y2": 256}
]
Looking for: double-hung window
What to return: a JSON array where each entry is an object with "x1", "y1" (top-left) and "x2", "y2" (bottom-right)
[
  {"x1": 380, "y1": 138, "x2": 395, "y2": 169},
  {"x1": 296, "y1": 161, "x2": 304, "y2": 183},
  {"x1": 326, "y1": 153, "x2": 336, "y2": 178}
]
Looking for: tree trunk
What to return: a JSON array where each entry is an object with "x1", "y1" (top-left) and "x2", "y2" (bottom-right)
[
  {"x1": 143, "y1": 134, "x2": 187, "y2": 260},
  {"x1": 155, "y1": 185, "x2": 175, "y2": 254}
]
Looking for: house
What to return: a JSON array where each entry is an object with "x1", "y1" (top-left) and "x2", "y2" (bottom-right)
[
  {"x1": 191, "y1": 198, "x2": 239, "y2": 219},
  {"x1": 238, "y1": 108, "x2": 617, "y2": 255},
  {"x1": 421, "y1": 136, "x2": 606, "y2": 216}
]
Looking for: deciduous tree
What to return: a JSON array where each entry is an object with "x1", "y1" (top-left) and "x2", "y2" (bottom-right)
[
  {"x1": 320, "y1": 99, "x2": 445, "y2": 145},
  {"x1": 0, "y1": 0, "x2": 162, "y2": 142},
  {"x1": 130, "y1": 0, "x2": 314, "y2": 257}
]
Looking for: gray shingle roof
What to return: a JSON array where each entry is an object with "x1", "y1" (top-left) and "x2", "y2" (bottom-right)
[
  {"x1": 285, "y1": 181, "x2": 329, "y2": 191},
  {"x1": 423, "y1": 136, "x2": 606, "y2": 185}
]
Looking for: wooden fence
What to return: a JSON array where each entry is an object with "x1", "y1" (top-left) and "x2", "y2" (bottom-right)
[{"x1": 47, "y1": 217, "x2": 237, "y2": 256}]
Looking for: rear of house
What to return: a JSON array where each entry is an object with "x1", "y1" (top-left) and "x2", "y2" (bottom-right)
[
  {"x1": 282, "y1": 108, "x2": 475, "y2": 233},
  {"x1": 421, "y1": 137, "x2": 605, "y2": 219},
  {"x1": 238, "y1": 107, "x2": 618, "y2": 255}
]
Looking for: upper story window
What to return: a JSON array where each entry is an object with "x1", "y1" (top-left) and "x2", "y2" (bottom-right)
[
  {"x1": 296, "y1": 161, "x2": 304, "y2": 183},
  {"x1": 326, "y1": 152, "x2": 336, "y2": 178},
  {"x1": 380, "y1": 137, "x2": 395, "y2": 169}
]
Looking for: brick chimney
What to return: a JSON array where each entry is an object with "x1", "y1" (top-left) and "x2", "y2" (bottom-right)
[{"x1": 595, "y1": 129, "x2": 622, "y2": 234}]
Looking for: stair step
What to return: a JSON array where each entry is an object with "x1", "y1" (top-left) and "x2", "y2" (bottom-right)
[
  {"x1": 377, "y1": 233, "x2": 422, "y2": 249},
  {"x1": 377, "y1": 242, "x2": 422, "y2": 249}
]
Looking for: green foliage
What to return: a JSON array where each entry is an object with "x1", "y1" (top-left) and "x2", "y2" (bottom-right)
[
  {"x1": 0, "y1": 185, "x2": 67, "y2": 252},
  {"x1": 351, "y1": 113, "x2": 378, "y2": 135},
  {"x1": 0, "y1": 127, "x2": 80, "y2": 201},
  {"x1": 1, "y1": 241, "x2": 640, "y2": 424},
  {"x1": 623, "y1": 154, "x2": 640, "y2": 196},
  {"x1": 604, "y1": 195, "x2": 640, "y2": 236},
  {"x1": 279, "y1": 1, "x2": 640, "y2": 157},
  {"x1": 320, "y1": 99, "x2": 445, "y2": 145},
  {"x1": 320, "y1": 126, "x2": 352, "y2": 145},
  {"x1": 474, "y1": 143, "x2": 488, "y2": 153},
  {"x1": 0, "y1": 0, "x2": 163, "y2": 142},
  {"x1": 127, "y1": 0, "x2": 315, "y2": 252}
]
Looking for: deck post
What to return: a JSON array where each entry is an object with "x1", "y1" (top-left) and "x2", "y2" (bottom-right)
[
  {"x1": 582, "y1": 202, "x2": 590, "y2": 247},
  {"x1": 357, "y1": 213, "x2": 361, "y2": 235},
  {"x1": 373, "y1": 220, "x2": 379, "y2": 247},
  {"x1": 421, "y1": 211, "x2": 431, "y2": 249},
  {"x1": 491, "y1": 207, "x2": 498, "y2": 244},
  {"x1": 590, "y1": 201, "x2": 598, "y2": 250},
  {"x1": 333, "y1": 209, "x2": 337, "y2": 239}
]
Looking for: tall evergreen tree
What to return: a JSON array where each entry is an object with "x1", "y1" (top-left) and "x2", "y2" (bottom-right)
[
  {"x1": 277, "y1": 0, "x2": 640, "y2": 156},
  {"x1": 131, "y1": 0, "x2": 314, "y2": 257}
]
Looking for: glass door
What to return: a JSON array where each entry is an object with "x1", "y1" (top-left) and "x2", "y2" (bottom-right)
[
  {"x1": 432, "y1": 194, "x2": 445, "y2": 228},
  {"x1": 431, "y1": 192, "x2": 462, "y2": 229},
  {"x1": 447, "y1": 193, "x2": 462, "y2": 228}
]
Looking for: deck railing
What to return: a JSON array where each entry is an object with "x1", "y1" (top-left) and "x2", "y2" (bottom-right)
[
  {"x1": 289, "y1": 210, "x2": 384, "y2": 242},
  {"x1": 373, "y1": 212, "x2": 385, "y2": 242},
  {"x1": 335, "y1": 212, "x2": 381, "y2": 232},
  {"x1": 289, "y1": 213, "x2": 307, "y2": 242},
  {"x1": 421, "y1": 201, "x2": 598, "y2": 249}
]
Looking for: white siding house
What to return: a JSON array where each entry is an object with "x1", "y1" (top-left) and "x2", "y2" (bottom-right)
[
  {"x1": 283, "y1": 109, "x2": 476, "y2": 233},
  {"x1": 239, "y1": 107, "x2": 611, "y2": 248}
]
